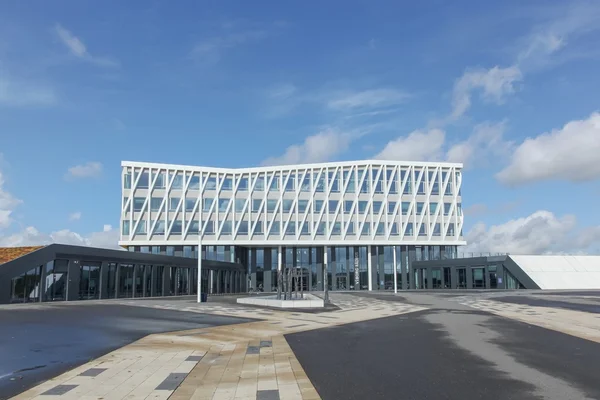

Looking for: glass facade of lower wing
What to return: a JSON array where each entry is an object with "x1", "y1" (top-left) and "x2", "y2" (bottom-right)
[{"x1": 125, "y1": 244, "x2": 459, "y2": 292}]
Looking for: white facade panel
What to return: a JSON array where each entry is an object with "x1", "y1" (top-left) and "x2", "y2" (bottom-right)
[
  {"x1": 119, "y1": 160, "x2": 465, "y2": 247},
  {"x1": 510, "y1": 255, "x2": 600, "y2": 289}
]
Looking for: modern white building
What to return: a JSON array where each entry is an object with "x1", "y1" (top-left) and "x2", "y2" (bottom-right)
[{"x1": 120, "y1": 160, "x2": 465, "y2": 292}]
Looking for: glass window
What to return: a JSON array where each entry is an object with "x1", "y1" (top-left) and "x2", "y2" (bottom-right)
[
  {"x1": 361, "y1": 223, "x2": 371, "y2": 235},
  {"x1": 255, "y1": 176, "x2": 265, "y2": 191},
  {"x1": 402, "y1": 202, "x2": 410, "y2": 215},
  {"x1": 332, "y1": 222, "x2": 341, "y2": 235},
  {"x1": 315, "y1": 174, "x2": 325, "y2": 192},
  {"x1": 221, "y1": 220, "x2": 232, "y2": 234},
  {"x1": 186, "y1": 198, "x2": 196, "y2": 212},
  {"x1": 254, "y1": 221, "x2": 263, "y2": 234},
  {"x1": 315, "y1": 221, "x2": 325, "y2": 235},
  {"x1": 329, "y1": 171, "x2": 339, "y2": 192},
  {"x1": 171, "y1": 220, "x2": 182, "y2": 234},
  {"x1": 391, "y1": 223, "x2": 399, "y2": 235},
  {"x1": 189, "y1": 174, "x2": 200, "y2": 190},
  {"x1": 298, "y1": 199, "x2": 308, "y2": 213},
  {"x1": 314, "y1": 200, "x2": 324, "y2": 213},
  {"x1": 457, "y1": 203, "x2": 462, "y2": 216},
  {"x1": 301, "y1": 222, "x2": 310, "y2": 235},
  {"x1": 205, "y1": 220, "x2": 215, "y2": 234},
  {"x1": 172, "y1": 173, "x2": 183, "y2": 189},
  {"x1": 270, "y1": 173, "x2": 279, "y2": 190},
  {"x1": 447, "y1": 223, "x2": 455, "y2": 236},
  {"x1": 235, "y1": 198, "x2": 246, "y2": 212},
  {"x1": 347, "y1": 222, "x2": 355, "y2": 234},
  {"x1": 418, "y1": 224, "x2": 427, "y2": 236},
  {"x1": 387, "y1": 168, "x2": 397, "y2": 194},
  {"x1": 374, "y1": 169, "x2": 383, "y2": 193},
  {"x1": 138, "y1": 171, "x2": 149, "y2": 188},
  {"x1": 203, "y1": 198, "x2": 213, "y2": 211},
  {"x1": 360, "y1": 172, "x2": 370, "y2": 193},
  {"x1": 344, "y1": 200, "x2": 353, "y2": 213},
  {"x1": 373, "y1": 201, "x2": 382, "y2": 213},
  {"x1": 122, "y1": 220, "x2": 130, "y2": 235},
  {"x1": 218, "y1": 198, "x2": 230, "y2": 212},
  {"x1": 252, "y1": 199, "x2": 262, "y2": 212},
  {"x1": 301, "y1": 175, "x2": 310, "y2": 192},
  {"x1": 206, "y1": 176, "x2": 217, "y2": 190},
  {"x1": 444, "y1": 203, "x2": 452, "y2": 215},
  {"x1": 433, "y1": 223, "x2": 441, "y2": 236},
  {"x1": 222, "y1": 177, "x2": 233, "y2": 190},
  {"x1": 402, "y1": 170, "x2": 412, "y2": 194},
  {"x1": 239, "y1": 177, "x2": 249, "y2": 191},
  {"x1": 282, "y1": 199, "x2": 293, "y2": 212},
  {"x1": 151, "y1": 197, "x2": 162, "y2": 211},
  {"x1": 388, "y1": 201, "x2": 396, "y2": 214},
  {"x1": 376, "y1": 222, "x2": 385, "y2": 235},
  {"x1": 133, "y1": 197, "x2": 145, "y2": 211},
  {"x1": 189, "y1": 221, "x2": 200, "y2": 234},
  {"x1": 417, "y1": 181, "x2": 425, "y2": 194},
  {"x1": 345, "y1": 170, "x2": 355, "y2": 193},
  {"x1": 358, "y1": 201, "x2": 368, "y2": 213},
  {"x1": 405, "y1": 222, "x2": 414, "y2": 236},
  {"x1": 328, "y1": 200, "x2": 338, "y2": 213},
  {"x1": 429, "y1": 202, "x2": 438, "y2": 214},
  {"x1": 286, "y1": 221, "x2": 296, "y2": 235},
  {"x1": 267, "y1": 199, "x2": 277, "y2": 212},
  {"x1": 154, "y1": 220, "x2": 165, "y2": 235},
  {"x1": 169, "y1": 197, "x2": 180, "y2": 211},
  {"x1": 124, "y1": 171, "x2": 132, "y2": 189},
  {"x1": 135, "y1": 220, "x2": 146, "y2": 234},
  {"x1": 285, "y1": 174, "x2": 295, "y2": 192},
  {"x1": 238, "y1": 221, "x2": 249, "y2": 234},
  {"x1": 155, "y1": 171, "x2": 165, "y2": 188},
  {"x1": 417, "y1": 202, "x2": 425, "y2": 214},
  {"x1": 270, "y1": 221, "x2": 280, "y2": 234}
]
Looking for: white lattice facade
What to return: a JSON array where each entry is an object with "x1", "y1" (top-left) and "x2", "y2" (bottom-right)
[{"x1": 119, "y1": 160, "x2": 465, "y2": 247}]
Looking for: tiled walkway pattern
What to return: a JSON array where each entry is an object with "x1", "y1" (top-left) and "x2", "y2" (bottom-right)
[
  {"x1": 11, "y1": 294, "x2": 425, "y2": 400},
  {"x1": 455, "y1": 296, "x2": 600, "y2": 343}
]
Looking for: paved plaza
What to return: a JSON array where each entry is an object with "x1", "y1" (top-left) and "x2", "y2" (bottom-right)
[{"x1": 1, "y1": 290, "x2": 600, "y2": 400}]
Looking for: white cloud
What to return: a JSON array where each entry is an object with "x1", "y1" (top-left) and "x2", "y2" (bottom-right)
[
  {"x1": 375, "y1": 128, "x2": 446, "y2": 161},
  {"x1": 190, "y1": 30, "x2": 267, "y2": 65},
  {"x1": 496, "y1": 112, "x2": 600, "y2": 185},
  {"x1": 375, "y1": 122, "x2": 509, "y2": 168},
  {"x1": 0, "y1": 171, "x2": 22, "y2": 229},
  {"x1": 0, "y1": 70, "x2": 57, "y2": 107},
  {"x1": 451, "y1": 66, "x2": 522, "y2": 119},
  {"x1": 66, "y1": 162, "x2": 103, "y2": 179},
  {"x1": 55, "y1": 24, "x2": 119, "y2": 68},
  {"x1": 0, "y1": 224, "x2": 122, "y2": 250},
  {"x1": 262, "y1": 128, "x2": 354, "y2": 166},
  {"x1": 461, "y1": 210, "x2": 600, "y2": 255},
  {"x1": 327, "y1": 89, "x2": 409, "y2": 111},
  {"x1": 69, "y1": 212, "x2": 82, "y2": 221},
  {"x1": 446, "y1": 121, "x2": 512, "y2": 167}
]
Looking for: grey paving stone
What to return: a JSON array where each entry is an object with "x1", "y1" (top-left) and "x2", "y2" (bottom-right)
[
  {"x1": 78, "y1": 368, "x2": 107, "y2": 377},
  {"x1": 260, "y1": 340, "x2": 272, "y2": 348},
  {"x1": 257, "y1": 389, "x2": 280, "y2": 400},
  {"x1": 247, "y1": 346, "x2": 260, "y2": 354},
  {"x1": 155, "y1": 373, "x2": 188, "y2": 390},
  {"x1": 41, "y1": 385, "x2": 78, "y2": 395},
  {"x1": 186, "y1": 355, "x2": 204, "y2": 361}
]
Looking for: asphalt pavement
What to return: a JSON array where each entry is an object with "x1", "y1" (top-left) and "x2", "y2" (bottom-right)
[
  {"x1": 0, "y1": 303, "x2": 252, "y2": 400},
  {"x1": 287, "y1": 294, "x2": 600, "y2": 400}
]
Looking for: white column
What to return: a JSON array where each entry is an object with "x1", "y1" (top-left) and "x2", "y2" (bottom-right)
[
  {"x1": 197, "y1": 237, "x2": 202, "y2": 303},
  {"x1": 367, "y1": 245, "x2": 372, "y2": 291},
  {"x1": 393, "y1": 246, "x2": 397, "y2": 294},
  {"x1": 209, "y1": 270, "x2": 214, "y2": 294},
  {"x1": 277, "y1": 246, "x2": 282, "y2": 271}
]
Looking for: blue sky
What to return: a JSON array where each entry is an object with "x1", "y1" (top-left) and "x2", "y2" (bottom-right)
[{"x1": 1, "y1": 0, "x2": 599, "y2": 253}]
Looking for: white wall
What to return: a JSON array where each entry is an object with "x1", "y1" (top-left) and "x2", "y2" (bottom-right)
[{"x1": 510, "y1": 255, "x2": 600, "y2": 290}]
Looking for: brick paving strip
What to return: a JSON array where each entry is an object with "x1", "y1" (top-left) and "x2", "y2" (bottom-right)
[{"x1": 10, "y1": 294, "x2": 425, "y2": 400}]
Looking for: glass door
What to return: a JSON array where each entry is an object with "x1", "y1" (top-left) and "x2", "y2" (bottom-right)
[
  {"x1": 79, "y1": 262, "x2": 101, "y2": 300},
  {"x1": 457, "y1": 268, "x2": 467, "y2": 289}
]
